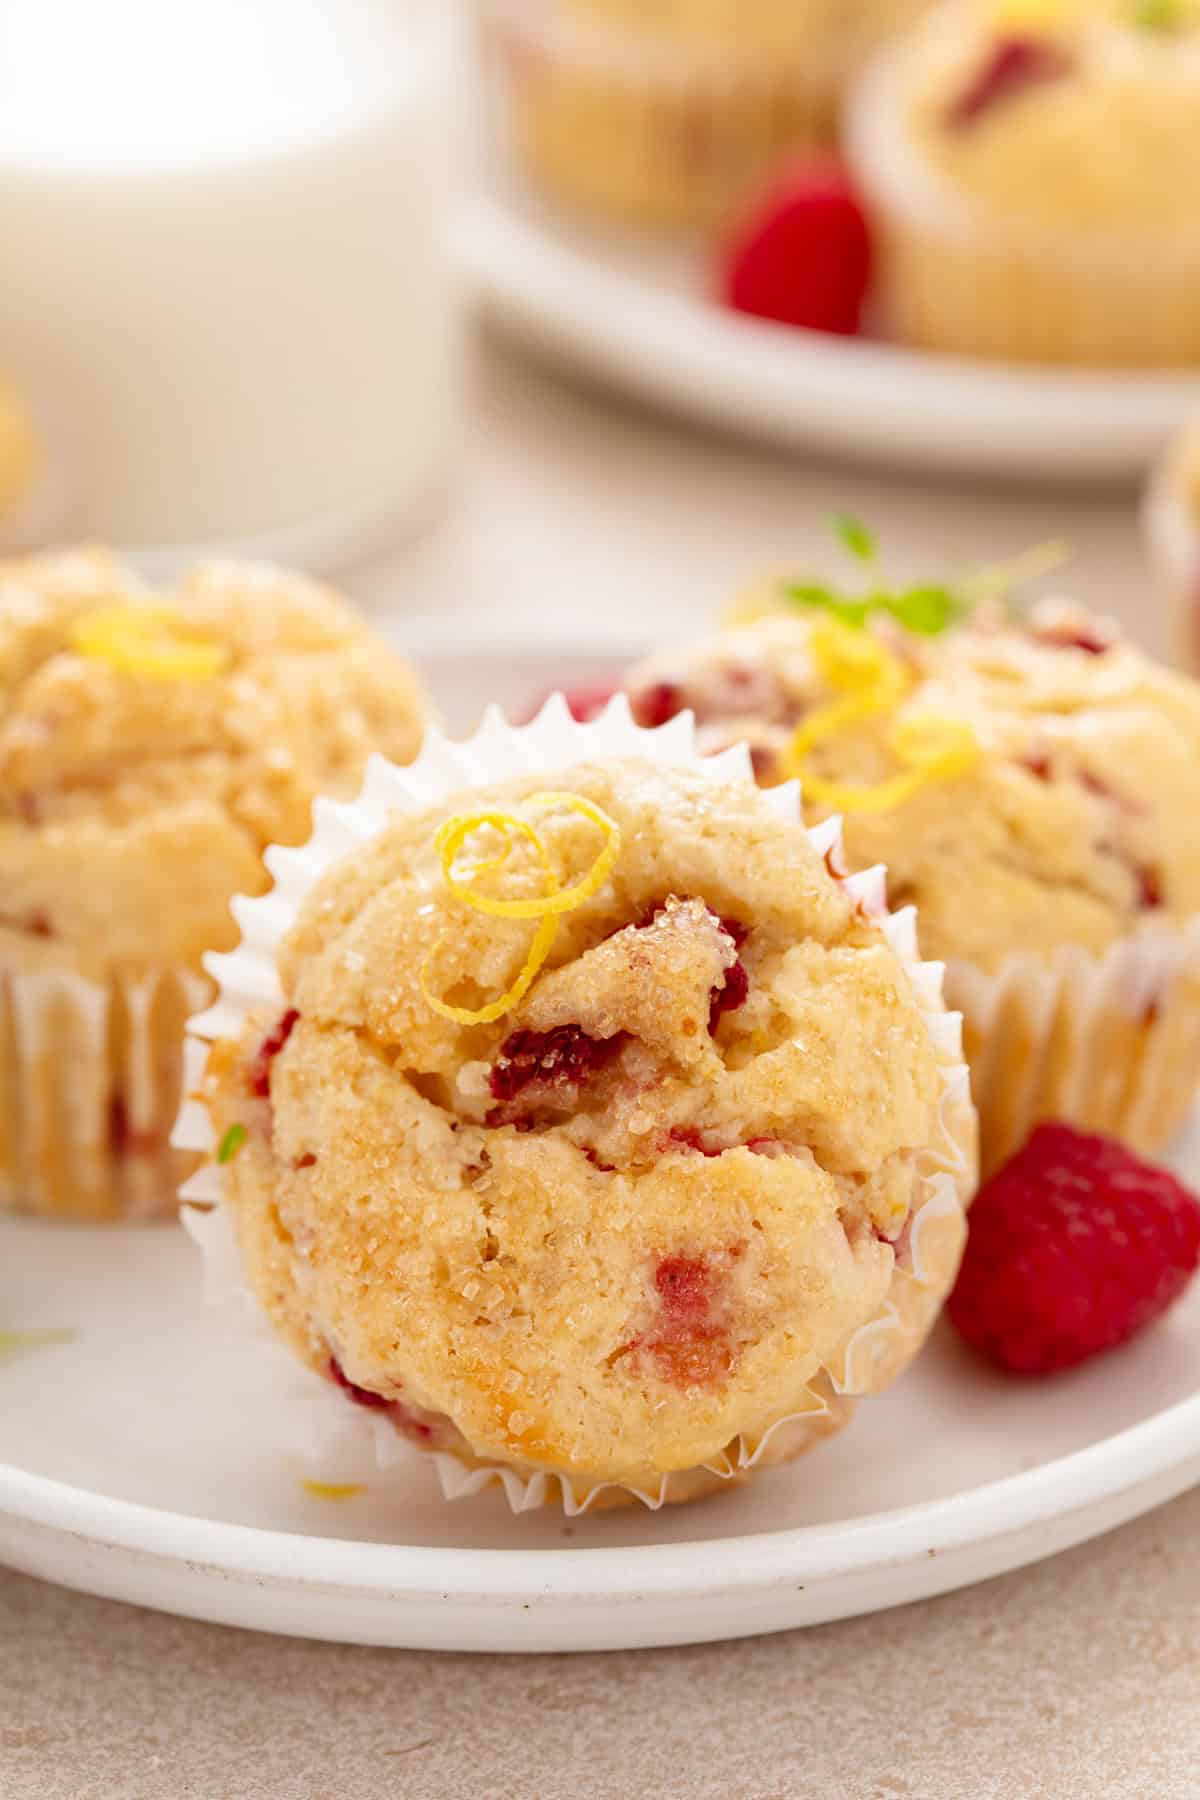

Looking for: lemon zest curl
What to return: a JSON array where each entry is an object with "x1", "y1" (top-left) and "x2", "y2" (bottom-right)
[
  {"x1": 72, "y1": 605, "x2": 231, "y2": 680},
  {"x1": 421, "y1": 792, "x2": 622, "y2": 1026},
  {"x1": 782, "y1": 620, "x2": 980, "y2": 813}
]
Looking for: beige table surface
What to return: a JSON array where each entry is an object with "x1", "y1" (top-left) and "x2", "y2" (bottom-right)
[{"x1": 4, "y1": 337, "x2": 1197, "y2": 1800}]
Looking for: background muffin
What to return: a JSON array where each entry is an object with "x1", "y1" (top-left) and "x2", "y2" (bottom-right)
[
  {"x1": 481, "y1": 0, "x2": 934, "y2": 230},
  {"x1": 846, "y1": 0, "x2": 1200, "y2": 364},
  {"x1": 1145, "y1": 421, "x2": 1200, "y2": 677},
  {"x1": 192, "y1": 745, "x2": 973, "y2": 1511},
  {"x1": 0, "y1": 548, "x2": 431, "y2": 1221},
  {"x1": 625, "y1": 597, "x2": 1200, "y2": 1168}
]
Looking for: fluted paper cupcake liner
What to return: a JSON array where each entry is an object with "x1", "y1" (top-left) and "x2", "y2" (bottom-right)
[
  {"x1": 0, "y1": 962, "x2": 211, "y2": 1220},
  {"x1": 1144, "y1": 438, "x2": 1200, "y2": 677},
  {"x1": 478, "y1": 0, "x2": 850, "y2": 232},
  {"x1": 175, "y1": 695, "x2": 976, "y2": 1515},
  {"x1": 948, "y1": 921, "x2": 1200, "y2": 1180},
  {"x1": 846, "y1": 51, "x2": 1200, "y2": 366}
]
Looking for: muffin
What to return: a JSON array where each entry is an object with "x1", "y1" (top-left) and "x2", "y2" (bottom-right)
[
  {"x1": 1145, "y1": 421, "x2": 1200, "y2": 677},
  {"x1": 625, "y1": 598, "x2": 1200, "y2": 1171},
  {"x1": 0, "y1": 548, "x2": 431, "y2": 1222},
  {"x1": 846, "y1": 0, "x2": 1200, "y2": 364},
  {"x1": 182, "y1": 711, "x2": 974, "y2": 1512},
  {"x1": 481, "y1": 0, "x2": 934, "y2": 231}
]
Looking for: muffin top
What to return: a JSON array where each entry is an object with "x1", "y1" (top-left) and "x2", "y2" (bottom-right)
[
  {"x1": 0, "y1": 549, "x2": 430, "y2": 977},
  {"x1": 893, "y1": 0, "x2": 1200, "y2": 232},
  {"x1": 204, "y1": 759, "x2": 963, "y2": 1489},
  {"x1": 624, "y1": 601, "x2": 1200, "y2": 970}
]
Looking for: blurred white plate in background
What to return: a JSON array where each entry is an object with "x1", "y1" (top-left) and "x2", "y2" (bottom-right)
[
  {"x1": 2, "y1": 642, "x2": 1199, "y2": 1653},
  {"x1": 459, "y1": 188, "x2": 1200, "y2": 489}
]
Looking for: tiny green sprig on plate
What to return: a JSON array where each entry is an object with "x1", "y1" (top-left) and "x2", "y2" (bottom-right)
[
  {"x1": 781, "y1": 515, "x2": 1069, "y2": 636},
  {"x1": 217, "y1": 1121, "x2": 248, "y2": 1165},
  {"x1": 0, "y1": 1328, "x2": 75, "y2": 1363},
  {"x1": 782, "y1": 514, "x2": 971, "y2": 638}
]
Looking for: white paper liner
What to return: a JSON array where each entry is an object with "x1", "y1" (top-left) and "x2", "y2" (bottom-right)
[
  {"x1": 0, "y1": 962, "x2": 211, "y2": 1220},
  {"x1": 845, "y1": 47, "x2": 1200, "y2": 365},
  {"x1": 1143, "y1": 433, "x2": 1200, "y2": 677},
  {"x1": 948, "y1": 920, "x2": 1200, "y2": 1180},
  {"x1": 176, "y1": 695, "x2": 976, "y2": 1514},
  {"x1": 477, "y1": 0, "x2": 851, "y2": 232}
]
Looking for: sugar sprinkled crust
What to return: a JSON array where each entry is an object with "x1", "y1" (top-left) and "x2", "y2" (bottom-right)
[
  {"x1": 625, "y1": 607, "x2": 1200, "y2": 971},
  {"x1": 202, "y1": 758, "x2": 958, "y2": 1493},
  {"x1": 0, "y1": 549, "x2": 430, "y2": 978}
]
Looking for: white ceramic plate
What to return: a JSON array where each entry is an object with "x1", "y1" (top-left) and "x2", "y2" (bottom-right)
[
  {"x1": 3, "y1": 642, "x2": 1199, "y2": 1653},
  {"x1": 458, "y1": 187, "x2": 1200, "y2": 488}
]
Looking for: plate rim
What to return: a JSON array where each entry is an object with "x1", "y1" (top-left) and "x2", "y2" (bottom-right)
[
  {"x1": 4, "y1": 1377, "x2": 1198, "y2": 1603},
  {"x1": 458, "y1": 192, "x2": 1200, "y2": 483}
]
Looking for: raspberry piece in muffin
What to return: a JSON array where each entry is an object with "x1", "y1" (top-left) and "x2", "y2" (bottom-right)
[{"x1": 197, "y1": 755, "x2": 973, "y2": 1508}]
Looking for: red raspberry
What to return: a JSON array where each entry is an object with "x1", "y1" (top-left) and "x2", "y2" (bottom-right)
[
  {"x1": 948, "y1": 1124, "x2": 1200, "y2": 1376},
  {"x1": 525, "y1": 684, "x2": 617, "y2": 724},
  {"x1": 629, "y1": 681, "x2": 686, "y2": 729},
  {"x1": 718, "y1": 156, "x2": 872, "y2": 337}
]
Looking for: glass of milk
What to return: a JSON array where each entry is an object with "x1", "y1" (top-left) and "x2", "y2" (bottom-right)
[{"x1": 0, "y1": 0, "x2": 465, "y2": 570}]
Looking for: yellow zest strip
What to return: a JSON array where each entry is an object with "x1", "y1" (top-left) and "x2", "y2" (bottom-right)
[
  {"x1": 421, "y1": 793, "x2": 622, "y2": 1026},
  {"x1": 0, "y1": 1328, "x2": 75, "y2": 1362},
  {"x1": 302, "y1": 1480, "x2": 365, "y2": 1502},
  {"x1": 782, "y1": 620, "x2": 912, "y2": 766},
  {"x1": 437, "y1": 793, "x2": 622, "y2": 920},
  {"x1": 782, "y1": 621, "x2": 979, "y2": 813},
  {"x1": 961, "y1": 538, "x2": 1071, "y2": 608},
  {"x1": 71, "y1": 604, "x2": 231, "y2": 680},
  {"x1": 799, "y1": 716, "x2": 980, "y2": 816}
]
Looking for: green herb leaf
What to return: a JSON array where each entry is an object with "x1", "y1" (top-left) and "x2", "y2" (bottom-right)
[
  {"x1": 831, "y1": 513, "x2": 877, "y2": 564},
  {"x1": 783, "y1": 582, "x2": 839, "y2": 611},
  {"x1": 0, "y1": 1329, "x2": 75, "y2": 1363},
  {"x1": 886, "y1": 586, "x2": 965, "y2": 636},
  {"x1": 217, "y1": 1122, "x2": 248, "y2": 1165}
]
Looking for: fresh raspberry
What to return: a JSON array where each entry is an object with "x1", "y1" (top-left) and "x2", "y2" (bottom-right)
[
  {"x1": 948, "y1": 1124, "x2": 1200, "y2": 1376},
  {"x1": 946, "y1": 36, "x2": 1073, "y2": 131},
  {"x1": 525, "y1": 684, "x2": 617, "y2": 724},
  {"x1": 629, "y1": 681, "x2": 686, "y2": 729},
  {"x1": 718, "y1": 156, "x2": 872, "y2": 336}
]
